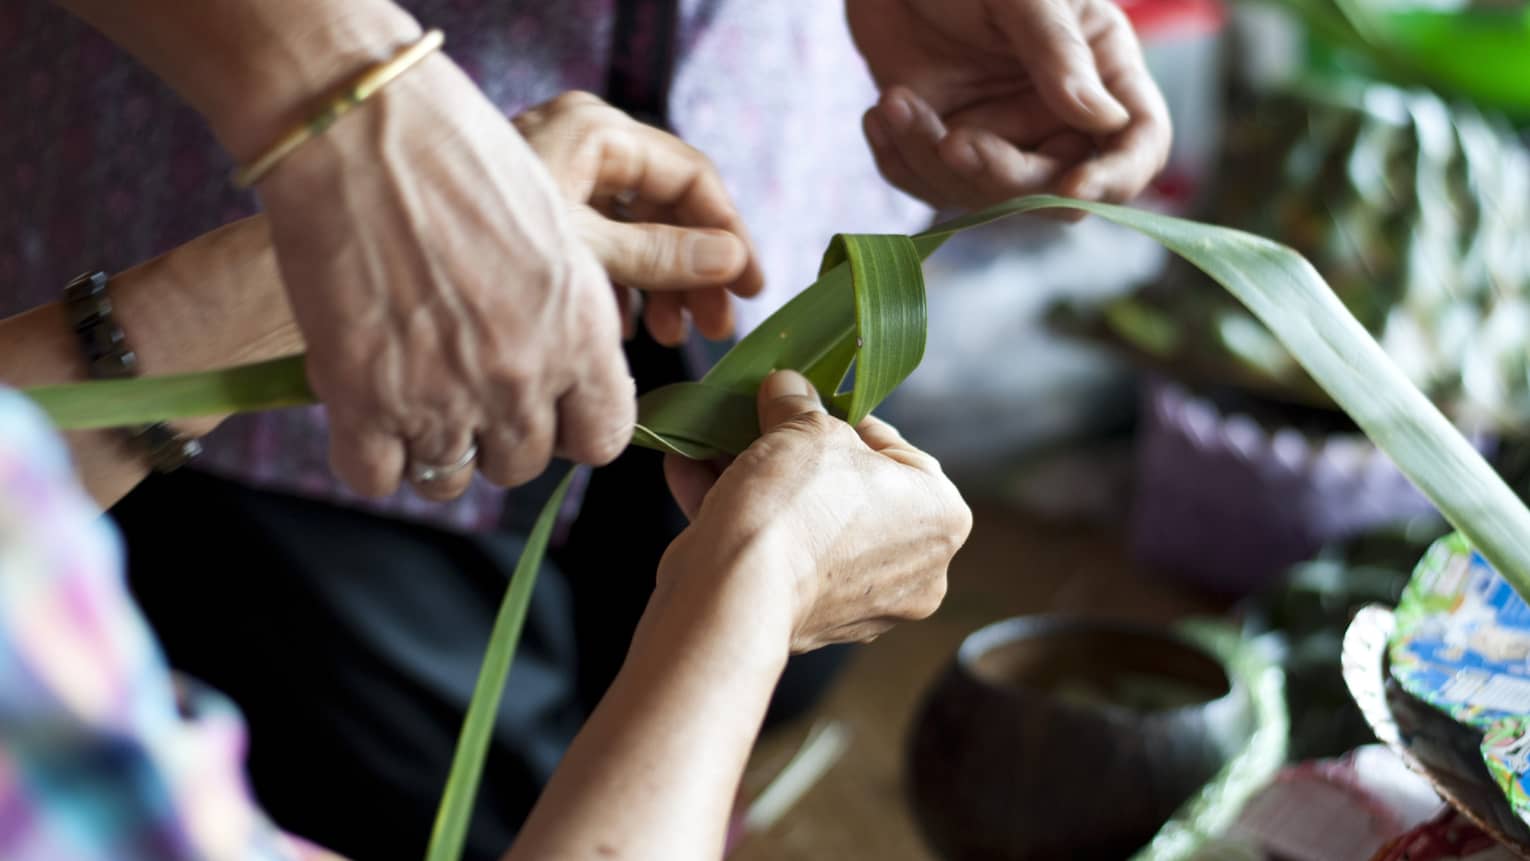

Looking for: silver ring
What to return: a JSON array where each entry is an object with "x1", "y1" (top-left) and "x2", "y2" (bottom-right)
[{"x1": 408, "y1": 442, "x2": 478, "y2": 484}]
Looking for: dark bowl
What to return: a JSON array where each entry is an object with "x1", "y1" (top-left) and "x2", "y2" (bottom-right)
[{"x1": 906, "y1": 616, "x2": 1254, "y2": 860}]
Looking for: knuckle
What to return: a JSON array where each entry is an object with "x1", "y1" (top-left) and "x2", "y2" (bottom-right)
[
  {"x1": 550, "y1": 90, "x2": 605, "y2": 114},
  {"x1": 778, "y1": 410, "x2": 839, "y2": 440},
  {"x1": 912, "y1": 577, "x2": 949, "y2": 620},
  {"x1": 637, "y1": 233, "x2": 675, "y2": 279},
  {"x1": 942, "y1": 503, "x2": 975, "y2": 557},
  {"x1": 571, "y1": 291, "x2": 624, "y2": 348},
  {"x1": 573, "y1": 421, "x2": 631, "y2": 465},
  {"x1": 1095, "y1": 1, "x2": 1131, "y2": 30},
  {"x1": 484, "y1": 352, "x2": 539, "y2": 393},
  {"x1": 566, "y1": 398, "x2": 634, "y2": 466}
]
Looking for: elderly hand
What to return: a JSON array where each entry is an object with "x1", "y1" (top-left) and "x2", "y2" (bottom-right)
[
  {"x1": 253, "y1": 48, "x2": 638, "y2": 503},
  {"x1": 847, "y1": 0, "x2": 1171, "y2": 211},
  {"x1": 513, "y1": 92, "x2": 764, "y2": 346},
  {"x1": 660, "y1": 371, "x2": 971, "y2": 653}
]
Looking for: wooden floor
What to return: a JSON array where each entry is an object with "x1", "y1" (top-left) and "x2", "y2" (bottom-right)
[{"x1": 733, "y1": 497, "x2": 1219, "y2": 860}]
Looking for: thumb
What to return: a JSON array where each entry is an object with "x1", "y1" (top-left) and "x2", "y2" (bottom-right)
[
  {"x1": 578, "y1": 210, "x2": 748, "y2": 290},
  {"x1": 757, "y1": 370, "x2": 827, "y2": 434}
]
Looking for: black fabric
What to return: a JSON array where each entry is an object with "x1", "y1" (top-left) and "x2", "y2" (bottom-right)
[{"x1": 113, "y1": 470, "x2": 582, "y2": 861}]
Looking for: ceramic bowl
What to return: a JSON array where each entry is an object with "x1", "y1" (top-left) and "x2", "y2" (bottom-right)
[{"x1": 906, "y1": 616, "x2": 1254, "y2": 860}]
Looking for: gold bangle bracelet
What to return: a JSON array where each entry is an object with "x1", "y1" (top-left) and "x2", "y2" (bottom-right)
[{"x1": 231, "y1": 28, "x2": 446, "y2": 189}]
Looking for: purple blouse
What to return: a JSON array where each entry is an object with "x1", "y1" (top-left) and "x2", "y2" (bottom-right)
[{"x1": 0, "y1": 0, "x2": 925, "y2": 531}]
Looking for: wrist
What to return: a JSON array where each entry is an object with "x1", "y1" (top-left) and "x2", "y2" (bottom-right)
[
  {"x1": 108, "y1": 219, "x2": 301, "y2": 435},
  {"x1": 201, "y1": 2, "x2": 424, "y2": 165},
  {"x1": 652, "y1": 525, "x2": 803, "y2": 669}
]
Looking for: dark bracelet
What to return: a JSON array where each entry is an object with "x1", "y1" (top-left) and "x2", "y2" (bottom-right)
[{"x1": 64, "y1": 271, "x2": 202, "y2": 473}]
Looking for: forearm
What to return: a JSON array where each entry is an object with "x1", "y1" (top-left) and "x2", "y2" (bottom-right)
[
  {"x1": 0, "y1": 218, "x2": 300, "y2": 508},
  {"x1": 50, "y1": 0, "x2": 421, "y2": 161},
  {"x1": 507, "y1": 533, "x2": 792, "y2": 860}
]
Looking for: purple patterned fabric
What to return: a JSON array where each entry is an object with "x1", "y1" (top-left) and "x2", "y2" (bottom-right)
[{"x1": 0, "y1": 1, "x2": 925, "y2": 531}]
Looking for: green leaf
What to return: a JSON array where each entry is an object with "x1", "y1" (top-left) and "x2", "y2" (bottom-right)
[
  {"x1": 919, "y1": 195, "x2": 1530, "y2": 595},
  {"x1": 21, "y1": 355, "x2": 312, "y2": 429},
  {"x1": 830, "y1": 234, "x2": 927, "y2": 426},
  {"x1": 628, "y1": 232, "x2": 928, "y2": 457},
  {"x1": 425, "y1": 468, "x2": 577, "y2": 861}
]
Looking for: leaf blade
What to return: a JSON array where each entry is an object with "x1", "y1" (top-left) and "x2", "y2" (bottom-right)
[
  {"x1": 23, "y1": 355, "x2": 312, "y2": 429},
  {"x1": 425, "y1": 469, "x2": 578, "y2": 861},
  {"x1": 941, "y1": 195, "x2": 1530, "y2": 595}
]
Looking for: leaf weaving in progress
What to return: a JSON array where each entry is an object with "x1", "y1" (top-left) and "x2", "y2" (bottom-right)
[{"x1": 23, "y1": 194, "x2": 1530, "y2": 860}]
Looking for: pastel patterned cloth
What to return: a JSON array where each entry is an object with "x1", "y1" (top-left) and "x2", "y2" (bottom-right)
[
  {"x1": 0, "y1": 0, "x2": 925, "y2": 532},
  {"x1": 0, "y1": 388, "x2": 337, "y2": 860}
]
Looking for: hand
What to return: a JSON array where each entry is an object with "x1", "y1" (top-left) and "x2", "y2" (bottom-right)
[
  {"x1": 513, "y1": 92, "x2": 764, "y2": 346},
  {"x1": 661, "y1": 371, "x2": 972, "y2": 653},
  {"x1": 254, "y1": 53, "x2": 635, "y2": 503},
  {"x1": 847, "y1": 0, "x2": 1171, "y2": 212}
]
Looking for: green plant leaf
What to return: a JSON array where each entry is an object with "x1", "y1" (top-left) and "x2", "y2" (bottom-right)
[
  {"x1": 628, "y1": 233, "x2": 928, "y2": 458},
  {"x1": 921, "y1": 195, "x2": 1530, "y2": 594},
  {"x1": 425, "y1": 468, "x2": 577, "y2": 861},
  {"x1": 21, "y1": 355, "x2": 312, "y2": 429}
]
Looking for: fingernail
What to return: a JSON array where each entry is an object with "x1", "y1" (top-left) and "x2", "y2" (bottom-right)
[
  {"x1": 1070, "y1": 80, "x2": 1130, "y2": 127},
  {"x1": 762, "y1": 369, "x2": 817, "y2": 401},
  {"x1": 882, "y1": 94, "x2": 914, "y2": 131},
  {"x1": 689, "y1": 233, "x2": 743, "y2": 277}
]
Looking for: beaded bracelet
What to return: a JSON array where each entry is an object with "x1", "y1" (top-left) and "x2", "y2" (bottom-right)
[
  {"x1": 231, "y1": 28, "x2": 446, "y2": 188},
  {"x1": 63, "y1": 271, "x2": 203, "y2": 473}
]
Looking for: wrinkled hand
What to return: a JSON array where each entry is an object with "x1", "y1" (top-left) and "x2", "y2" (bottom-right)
[
  {"x1": 661, "y1": 371, "x2": 972, "y2": 652},
  {"x1": 848, "y1": 0, "x2": 1171, "y2": 212},
  {"x1": 256, "y1": 57, "x2": 635, "y2": 502},
  {"x1": 513, "y1": 92, "x2": 764, "y2": 346}
]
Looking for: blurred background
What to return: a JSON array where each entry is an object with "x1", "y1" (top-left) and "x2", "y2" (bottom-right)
[{"x1": 734, "y1": 0, "x2": 1530, "y2": 858}]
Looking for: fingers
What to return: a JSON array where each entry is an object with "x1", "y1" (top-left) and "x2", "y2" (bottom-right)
[
  {"x1": 553, "y1": 260, "x2": 638, "y2": 465},
  {"x1": 942, "y1": 127, "x2": 1077, "y2": 202},
  {"x1": 517, "y1": 92, "x2": 763, "y2": 299},
  {"x1": 404, "y1": 422, "x2": 479, "y2": 502},
  {"x1": 990, "y1": 0, "x2": 1130, "y2": 135},
  {"x1": 865, "y1": 88, "x2": 962, "y2": 208},
  {"x1": 328, "y1": 418, "x2": 408, "y2": 498},
  {"x1": 477, "y1": 405, "x2": 556, "y2": 487},
  {"x1": 643, "y1": 292, "x2": 689, "y2": 346},
  {"x1": 1055, "y1": 7, "x2": 1172, "y2": 203},
  {"x1": 861, "y1": 0, "x2": 1166, "y2": 211},
  {"x1": 756, "y1": 369, "x2": 827, "y2": 434},
  {"x1": 614, "y1": 284, "x2": 642, "y2": 339},
  {"x1": 683, "y1": 284, "x2": 735, "y2": 341},
  {"x1": 577, "y1": 212, "x2": 749, "y2": 289},
  {"x1": 866, "y1": 88, "x2": 1080, "y2": 209},
  {"x1": 663, "y1": 453, "x2": 726, "y2": 521}
]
